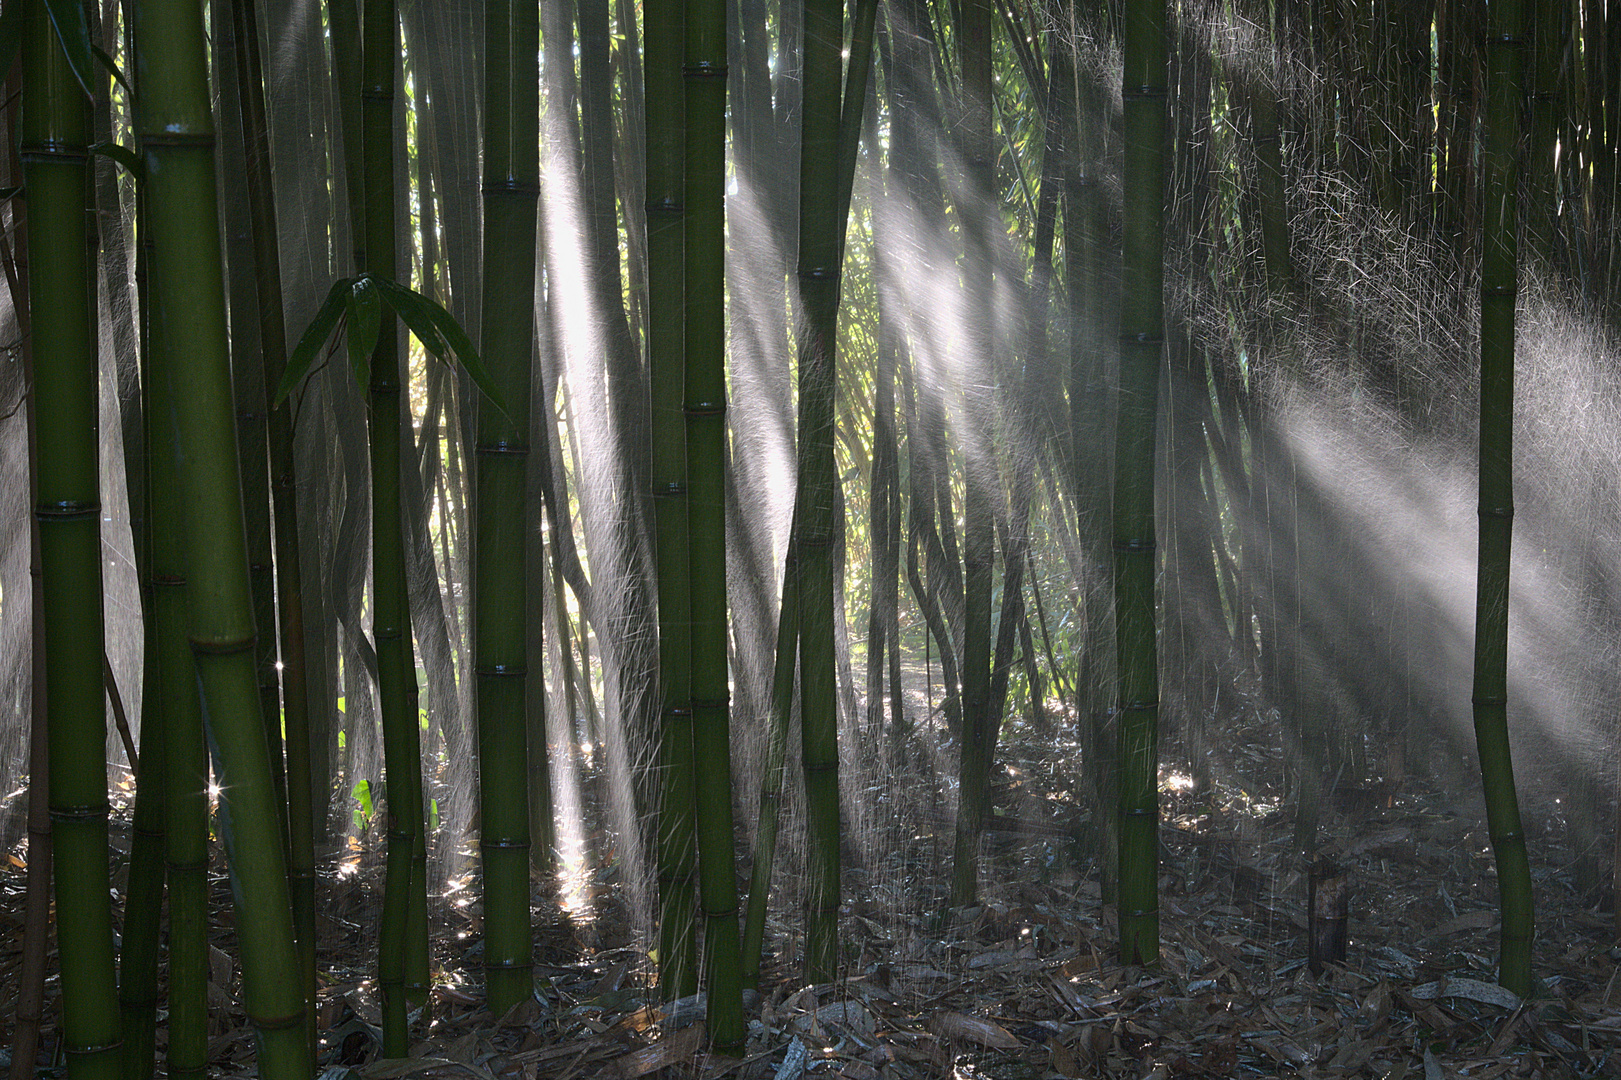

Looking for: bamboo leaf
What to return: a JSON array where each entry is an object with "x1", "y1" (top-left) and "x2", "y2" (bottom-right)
[
  {"x1": 347, "y1": 275, "x2": 382, "y2": 386},
  {"x1": 90, "y1": 142, "x2": 142, "y2": 181},
  {"x1": 373, "y1": 275, "x2": 509, "y2": 415},
  {"x1": 42, "y1": 0, "x2": 96, "y2": 100},
  {"x1": 417, "y1": 298, "x2": 508, "y2": 415},
  {"x1": 276, "y1": 276, "x2": 354, "y2": 405},
  {"x1": 91, "y1": 43, "x2": 132, "y2": 98},
  {"x1": 371, "y1": 274, "x2": 448, "y2": 358}
]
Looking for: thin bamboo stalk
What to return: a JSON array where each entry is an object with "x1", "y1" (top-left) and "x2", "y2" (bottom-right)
[
  {"x1": 685, "y1": 0, "x2": 745, "y2": 1042},
  {"x1": 647, "y1": 0, "x2": 700, "y2": 1001},
  {"x1": 1473, "y1": 0, "x2": 1533, "y2": 999},
  {"x1": 229, "y1": 0, "x2": 319, "y2": 1042},
  {"x1": 1113, "y1": 0, "x2": 1166, "y2": 967}
]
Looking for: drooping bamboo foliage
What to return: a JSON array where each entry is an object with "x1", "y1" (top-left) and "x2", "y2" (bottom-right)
[
  {"x1": 475, "y1": 0, "x2": 540, "y2": 1016},
  {"x1": 685, "y1": 0, "x2": 745, "y2": 1042},
  {"x1": 1114, "y1": 0, "x2": 1167, "y2": 967},
  {"x1": 1472, "y1": 0, "x2": 1533, "y2": 999},
  {"x1": 133, "y1": 0, "x2": 312, "y2": 1071},
  {"x1": 23, "y1": 5, "x2": 123, "y2": 1075},
  {"x1": 647, "y1": 0, "x2": 700, "y2": 1001}
]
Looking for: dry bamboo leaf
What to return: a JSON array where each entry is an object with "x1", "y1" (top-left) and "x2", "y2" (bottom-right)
[
  {"x1": 602, "y1": 1021, "x2": 705, "y2": 1079},
  {"x1": 361, "y1": 1056, "x2": 497, "y2": 1080},
  {"x1": 1326, "y1": 1038, "x2": 1375, "y2": 1072},
  {"x1": 1432, "y1": 911, "x2": 1495, "y2": 936},
  {"x1": 1048, "y1": 1039, "x2": 1082, "y2": 1078},
  {"x1": 1411, "y1": 978, "x2": 1520, "y2": 1010},
  {"x1": 928, "y1": 1011, "x2": 1021, "y2": 1050}
]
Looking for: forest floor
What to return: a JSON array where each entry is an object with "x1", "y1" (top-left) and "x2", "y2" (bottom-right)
[{"x1": 3, "y1": 697, "x2": 1620, "y2": 1079}]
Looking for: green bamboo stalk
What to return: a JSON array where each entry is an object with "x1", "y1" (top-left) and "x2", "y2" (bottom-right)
[
  {"x1": 134, "y1": 0, "x2": 312, "y2": 1071},
  {"x1": 1474, "y1": 0, "x2": 1533, "y2": 999},
  {"x1": 217, "y1": 0, "x2": 291, "y2": 877},
  {"x1": 118, "y1": 155, "x2": 164, "y2": 1080},
  {"x1": 6, "y1": 90, "x2": 54, "y2": 1080},
  {"x1": 1060, "y1": 62, "x2": 1117, "y2": 901},
  {"x1": 685, "y1": 0, "x2": 744, "y2": 1043},
  {"x1": 949, "y1": 0, "x2": 997, "y2": 910},
  {"x1": 229, "y1": 0, "x2": 319, "y2": 1042},
  {"x1": 147, "y1": 284, "x2": 210, "y2": 1080},
  {"x1": 646, "y1": 0, "x2": 700, "y2": 1002},
  {"x1": 118, "y1": 648, "x2": 164, "y2": 1080},
  {"x1": 474, "y1": 0, "x2": 540, "y2": 1015},
  {"x1": 23, "y1": 4, "x2": 123, "y2": 1075},
  {"x1": 794, "y1": 0, "x2": 845, "y2": 979},
  {"x1": 1114, "y1": 0, "x2": 1166, "y2": 968},
  {"x1": 353, "y1": 0, "x2": 425, "y2": 1050},
  {"x1": 740, "y1": 532, "x2": 798, "y2": 988}
]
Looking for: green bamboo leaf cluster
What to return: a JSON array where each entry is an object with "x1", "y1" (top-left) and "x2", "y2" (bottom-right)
[{"x1": 277, "y1": 272, "x2": 503, "y2": 414}]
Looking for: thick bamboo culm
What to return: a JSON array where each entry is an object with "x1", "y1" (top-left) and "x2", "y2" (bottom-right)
[{"x1": 24, "y1": 4, "x2": 124, "y2": 1075}]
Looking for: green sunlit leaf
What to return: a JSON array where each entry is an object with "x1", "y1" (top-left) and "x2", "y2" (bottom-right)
[
  {"x1": 90, "y1": 142, "x2": 142, "y2": 181},
  {"x1": 277, "y1": 277, "x2": 354, "y2": 405},
  {"x1": 91, "y1": 43, "x2": 130, "y2": 98},
  {"x1": 371, "y1": 274, "x2": 448, "y2": 358},
  {"x1": 347, "y1": 274, "x2": 381, "y2": 386}
]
